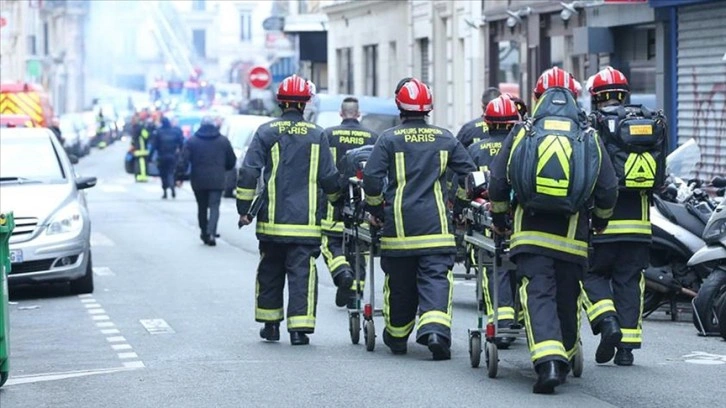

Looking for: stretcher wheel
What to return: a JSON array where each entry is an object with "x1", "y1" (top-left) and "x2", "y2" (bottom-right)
[
  {"x1": 469, "y1": 333, "x2": 482, "y2": 368},
  {"x1": 364, "y1": 320, "x2": 376, "y2": 352},
  {"x1": 485, "y1": 341, "x2": 498, "y2": 378},
  {"x1": 572, "y1": 342, "x2": 584, "y2": 378},
  {"x1": 349, "y1": 313, "x2": 360, "y2": 345}
]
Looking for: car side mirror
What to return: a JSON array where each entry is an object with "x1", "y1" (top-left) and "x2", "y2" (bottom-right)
[
  {"x1": 76, "y1": 176, "x2": 97, "y2": 190},
  {"x1": 68, "y1": 154, "x2": 79, "y2": 165}
]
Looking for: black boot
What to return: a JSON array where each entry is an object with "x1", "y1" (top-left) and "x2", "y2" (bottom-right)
[
  {"x1": 559, "y1": 361, "x2": 572, "y2": 384},
  {"x1": 334, "y1": 270, "x2": 355, "y2": 307},
  {"x1": 614, "y1": 348, "x2": 634, "y2": 366},
  {"x1": 259, "y1": 323, "x2": 280, "y2": 342},
  {"x1": 162, "y1": 189, "x2": 168, "y2": 199},
  {"x1": 171, "y1": 188, "x2": 176, "y2": 199},
  {"x1": 205, "y1": 236, "x2": 216, "y2": 246},
  {"x1": 382, "y1": 330, "x2": 407, "y2": 355},
  {"x1": 532, "y1": 361, "x2": 563, "y2": 394},
  {"x1": 595, "y1": 316, "x2": 622, "y2": 364},
  {"x1": 200, "y1": 233, "x2": 209, "y2": 244},
  {"x1": 427, "y1": 333, "x2": 451, "y2": 361},
  {"x1": 290, "y1": 331, "x2": 310, "y2": 346}
]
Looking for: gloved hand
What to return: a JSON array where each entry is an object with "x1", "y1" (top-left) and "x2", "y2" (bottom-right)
[
  {"x1": 591, "y1": 216, "x2": 609, "y2": 234},
  {"x1": 453, "y1": 198, "x2": 468, "y2": 220},
  {"x1": 366, "y1": 204, "x2": 384, "y2": 224},
  {"x1": 491, "y1": 212, "x2": 510, "y2": 236}
]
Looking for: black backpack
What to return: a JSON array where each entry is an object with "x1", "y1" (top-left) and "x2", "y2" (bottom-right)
[
  {"x1": 507, "y1": 88, "x2": 602, "y2": 215},
  {"x1": 337, "y1": 145, "x2": 374, "y2": 192},
  {"x1": 592, "y1": 105, "x2": 667, "y2": 191}
]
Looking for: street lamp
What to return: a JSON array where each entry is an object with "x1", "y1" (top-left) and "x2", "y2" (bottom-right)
[
  {"x1": 506, "y1": 7, "x2": 532, "y2": 28},
  {"x1": 559, "y1": 1, "x2": 604, "y2": 21}
]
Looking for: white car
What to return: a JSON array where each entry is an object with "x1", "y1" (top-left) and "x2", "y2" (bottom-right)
[
  {"x1": 0, "y1": 128, "x2": 97, "y2": 293},
  {"x1": 220, "y1": 114, "x2": 272, "y2": 197}
]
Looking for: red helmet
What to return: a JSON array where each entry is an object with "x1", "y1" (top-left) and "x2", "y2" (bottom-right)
[
  {"x1": 484, "y1": 95, "x2": 520, "y2": 125},
  {"x1": 533, "y1": 67, "x2": 579, "y2": 99},
  {"x1": 503, "y1": 93, "x2": 528, "y2": 119},
  {"x1": 589, "y1": 67, "x2": 629, "y2": 103},
  {"x1": 276, "y1": 75, "x2": 313, "y2": 103},
  {"x1": 395, "y1": 77, "x2": 433, "y2": 112}
]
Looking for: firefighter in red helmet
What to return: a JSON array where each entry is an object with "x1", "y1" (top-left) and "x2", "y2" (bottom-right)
[
  {"x1": 362, "y1": 77, "x2": 476, "y2": 360},
  {"x1": 237, "y1": 75, "x2": 342, "y2": 346}
]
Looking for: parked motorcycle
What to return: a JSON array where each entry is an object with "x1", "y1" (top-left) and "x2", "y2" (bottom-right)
[
  {"x1": 643, "y1": 139, "x2": 719, "y2": 320},
  {"x1": 688, "y1": 178, "x2": 726, "y2": 335}
]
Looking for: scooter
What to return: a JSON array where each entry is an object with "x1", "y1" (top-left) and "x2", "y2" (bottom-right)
[
  {"x1": 643, "y1": 140, "x2": 718, "y2": 320},
  {"x1": 688, "y1": 178, "x2": 726, "y2": 335}
]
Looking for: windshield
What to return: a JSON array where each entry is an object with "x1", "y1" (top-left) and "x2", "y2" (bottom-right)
[
  {"x1": 315, "y1": 111, "x2": 341, "y2": 129},
  {"x1": 228, "y1": 122, "x2": 258, "y2": 149},
  {"x1": 666, "y1": 138, "x2": 701, "y2": 179},
  {"x1": 1, "y1": 136, "x2": 66, "y2": 181},
  {"x1": 315, "y1": 111, "x2": 400, "y2": 134}
]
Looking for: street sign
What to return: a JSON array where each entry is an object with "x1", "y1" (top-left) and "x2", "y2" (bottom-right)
[
  {"x1": 0, "y1": 17, "x2": 7, "y2": 28},
  {"x1": 248, "y1": 66, "x2": 272, "y2": 89},
  {"x1": 262, "y1": 16, "x2": 285, "y2": 32}
]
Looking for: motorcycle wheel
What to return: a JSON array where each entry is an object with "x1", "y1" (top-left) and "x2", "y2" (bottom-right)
[
  {"x1": 692, "y1": 268, "x2": 726, "y2": 334},
  {"x1": 718, "y1": 292, "x2": 726, "y2": 340},
  {"x1": 642, "y1": 289, "x2": 664, "y2": 319}
]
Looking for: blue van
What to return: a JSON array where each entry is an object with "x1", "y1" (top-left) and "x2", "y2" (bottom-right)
[{"x1": 304, "y1": 94, "x2": 400, "y2": 134}]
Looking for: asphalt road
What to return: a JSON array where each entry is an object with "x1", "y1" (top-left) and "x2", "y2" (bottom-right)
[{"x1": 1, "y1": 141, "x2": 724, "y2": 408}]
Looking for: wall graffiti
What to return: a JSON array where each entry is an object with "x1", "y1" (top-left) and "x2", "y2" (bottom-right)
[{"x1": 690, "y1": 68, "x2": 726, "y2": 180}]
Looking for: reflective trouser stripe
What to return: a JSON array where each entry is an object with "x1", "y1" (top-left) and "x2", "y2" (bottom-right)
[
  {"x1": 621, "y1": 328, "x2": 642, "y2": 345},
  {"x1": 351, "y1": 279, "x2": 365, "y2": 291},
  {"x1": 255, "y1": 307, "x2": 284, "y2": 321},
  {"x1": 288, "y1": 315, "x2": 316, "y2": 329},
  {"x1": 321, "y1": 235, "x2": 349, "y2": 278},
  {"x1": 488, "y1": 307, "x2": 515, "y2": 323},
  {"x1": 481, "y1": 266, "x2": 494, "y2": 320},
  {"x1": 366, "y1": 194, "x2": 383, "y2": 206},
  {"x1": 418, "y1": 310, "x2": 451, "y2": 328},
  {"x1": 531, "y1": 340, "x2": 568, "y2": 362},
  {"x1": 288, "y1": 256, "x2": 317, "y2": 330},
  {"x1": 586, "y1": 299, "x2": 617, "y2": 323},
  {"x1": 383, "y1": 274, "x2": 415, "y2": 338}
]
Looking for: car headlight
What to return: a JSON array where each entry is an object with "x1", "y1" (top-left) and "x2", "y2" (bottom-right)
[
  {"x1": 703, "y1": 218, "x2": 726, "y2": 244},
  {"x1": 46, "y1": 202, "x2": 84, "y2": 236}
]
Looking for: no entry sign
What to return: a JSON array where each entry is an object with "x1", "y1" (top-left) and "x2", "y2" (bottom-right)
[{"x1": 248, "y1": 66, "x2": 272, "y2": 89}]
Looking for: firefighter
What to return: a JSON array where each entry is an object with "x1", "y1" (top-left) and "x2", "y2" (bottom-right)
[
  {"x1": 131, "y1": 109, "x2": 153, "y2": 182},
  {"x1": 237, "y1": 75, "x2": 340, "y2": 346},
  {"x1": 96, "y1": 109, "x2": 109, "y2": 149},
  {"x1": 151, "y1": 115, "x2": 184, "y2": 199},
  {"x1": 467, "y1": 95, "x2": 525, "y2": 348},
  {"x1": 488, "y1": 67, "x2": 619, "y2": 393},
  {"x1": 363, "y1": 77, "x2": 477, "y2": 360},
  {"x1": 321, "y1": 97, "x2": 379, "y2": 308},
  {"x1": 456, "y1": 87, "x2": 502, "y2": 149},
  {"x1": 583, "y1": 67, "x2": 663, "y2": 366}
]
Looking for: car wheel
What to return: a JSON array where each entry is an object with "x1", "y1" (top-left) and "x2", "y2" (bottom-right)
[{"x1": 70, "y1": 251, "x2": 94, "y2": 294}]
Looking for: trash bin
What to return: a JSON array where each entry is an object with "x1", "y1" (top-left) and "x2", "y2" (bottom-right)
[{"x1": 0, "y1": 212, "x2": 14, "y2": 387}]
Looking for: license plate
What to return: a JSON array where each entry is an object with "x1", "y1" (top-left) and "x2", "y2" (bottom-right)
[{"x1": 9, "y1": 249, "x2": 23, "y2": 264}]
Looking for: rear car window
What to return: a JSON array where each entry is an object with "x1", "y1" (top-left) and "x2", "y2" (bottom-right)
[{"x1": 1, "y1": 136, "x2": 66, "y2": 181}]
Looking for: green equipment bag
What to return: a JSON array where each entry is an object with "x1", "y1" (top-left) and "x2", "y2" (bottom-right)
[
  {"x1": 592, "y1": 105, "x2": 667, "y2": 191},
  {"x1": 507, "y1": 87, "x2": 602, "y2": 214}
]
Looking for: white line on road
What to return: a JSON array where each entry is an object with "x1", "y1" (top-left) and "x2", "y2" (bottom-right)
[
  {"x1": 123, "y1": 361, "x2": 146, "y2": 369},
  {"x1": 96, "y1": 322, "x2": 115, "y2": 328},
  {"x1": 93, "y1": 266, "x2": 116, "y2": 276},
  {"x1": 3, "y1": 366, "x2": 142, "y2": 387},
  {"x1": 78, "y1": 294, "x2": 94, "y2": 299},
  {"x1": 88, "y1": 308, "x2": 107, "y2": 315},
  {"x1": 140, "y1": 318, "x2": 176, "y2": 334},
  {"x1": 92, "y1": 315, "x2": 110, "y2": 321},
  {"x1": 111, "y1": 344, "x2": 133, "y2": 351},
  {"x1": 80, "y1": 298, "x2": 97, "y2": 303},
  {"x1": 90, "y1": 232, "x2": 115, "y2": 247},
  {"x1": 106, "y1": 336, "x2": 127, "y2": 343},
  {"x1": 84, "y1": 303, "x2": 102, "y2": 309},
  {"x1": 101, "y1": 329, "x2": 120, "y2": 335},
  {"x1": 117, "y1": 352, "x2": 138, "y2": 360}
]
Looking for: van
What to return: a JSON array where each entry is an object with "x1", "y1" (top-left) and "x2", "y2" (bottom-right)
[{"x1": 0, "y1": 82, "x2": 54, "y2": 127}]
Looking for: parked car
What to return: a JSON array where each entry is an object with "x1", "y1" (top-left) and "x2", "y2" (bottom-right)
[
  {"x1": 219, "y1": 114, "x2": 271, "y2": 197},
  {"x1": 0, "y1": 127, "x2": 97, "y2": 294},
  {"x1": 304, "y1": 93, "x2": 400, "y2": 134},
  {"x1": 170, "y1": 110, "x2": 207, "y2": 139},
  {"x1": 59, "y1": 113, "x2": 88, "y2": 157},
  {"x1": 0, "y1": 113, "x2": 36, "y2": 128}
]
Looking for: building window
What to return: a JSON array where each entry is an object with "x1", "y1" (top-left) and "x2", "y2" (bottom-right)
[
  {"x1": 193, "y1": 29, "x2": 206, "y2": 58},
  {"x1": 418, "y1": 38, "x2": 430, "y2": 84},
  {"x1": 43, "y1": 22, "x2": 49, "y2": 56},
  {"x1": 337, "y1": 47, "x2": 353, "y2": 94},
  {"x1": 364, "y1": 44, "x2": 378, "y2": 96},
  {"x1": 240, "y1": 12, "x2": 252, "y2": 42},
  {"x1": 192, "y1": 0, "x2": 206, "y2": 11},
  {"x1": 27, "y1": 34, "x2": 37, "y2": 56}
]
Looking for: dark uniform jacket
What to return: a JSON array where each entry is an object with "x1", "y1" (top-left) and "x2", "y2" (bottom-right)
[
  {"x1": 363, "y1": 118, "x2": 477, "y2": 257},
  {"x1": 236, "y1": 110, "x2": 340, "y2": 245},
  {"x1": 488, "y1": 122, "x2": 619, "y2": 266},
  {"x1": 589, "y1": 114, "x2": 659, "y2": 244},
  {"x1": 152, "y1": 122, "x2": 184, "y2": 159},
  {"x1": 321, "y1": 118, "x2": 379, "y2": 233},
  {"x1": 178, "y1": 124, "x2": 236, "y2": 191},
  {"x1": 456, "y1": 116, "x2": 489, "y2": 149},
  {"x1": 467, "y1": 130, "x2": 508, "y2": 172}
]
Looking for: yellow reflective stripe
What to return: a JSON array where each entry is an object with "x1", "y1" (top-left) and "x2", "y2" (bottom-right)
[
  {"x1": 394, "y1": 152, "x2": 407, "y2": 237},
  {"x1": 586, "y1": 299, "x2": 616, "y2": 322},
  {"x1": 641, "y1": 191, "x2": 648, "y2": 221},
  {"x1": 326, "y1": 201, "x2": 335, "y2": 220},
  {"x1": 351, "y1": 279, "x2": 365, "y2": 291},
  {"x1": 307, "y1": 256, "x2": 316, "y2": 317},
  {"x1": 330, "y1": 146, "x2": 336, "y2": 162},
  {"x1": 594, "y1": 206, "x2": 614, "y2": 219},
  {"x1": 321, "y1": 219, "x2": 344, "y2": 233},
  {"x1": 535, "y1": 135, "x2": 572, "y2": 197},
  {"x1": 434, "y1": 150, "x2": 449, "y2": 234},
  {"x1": 309, "y1": 144, "x2": 320, "y2": 226},
  {"x1": 255, "y1": 307, "x2": 284, "y2": 321},
  {"x1": 418, "y1": 310, "x2": 452, "y2": 328},
  {"x1": 506, "y1": 127, "x2": 527, "y2": 182},
  {"x1": 566, "y1": 345, "x2": 578, "y2": 360},
  {"x1": 327, "y1": 191, "x2": 341, "y2": 203},
  {"x1": 447, "y1": 269, "x2": 454, "y2": 317},
  {"x1": 510, "y1": 231, "x2": 588, "y2": 257},
  {"x1": 482, "y1": 266, "x2": 494, "y2": 317},
  {"x1": 497, "y1": 307, "x2": 515, "y2": 321},
  {"x1": 600, "y1": 220, "x2": 651, "y2": 235},
  {"x1": 514, "y1": 205, "x2": 523, "y2": 232},
  {"x1": 620, "y1": 328, "x2": 642, "y2": 344},
  {"x1": 236, "y1": 187, "x2": 255, "y2": 201},
  {"x1": 380, "y1": 234, "x2": 455, "y2": 250},
  {"x1": 268, "y1": 144, "x2": 280, "y2": 223},
  {"x1": 531, "y1": 340, "x2": 568, "y2": 361},
  {"x1": 383, "y1": 274, "x2": 415, "y2": 338},
  {"x1": 327, "y1": 256, "x2": 348, "y2": 272},
  {"x1": 520, "y1": 278, "x2": 536, "y2": 352},
  {"x1": 456, "y1": 186, "x2": 468, "y2": 201},
  {"x1": 366, "y1": 194, "x2": 384, "y2": 206},
  {"x1": 624, "y1": 152, "x2": 656, "y2": 188},
  {"x1": 567, "y1": 213, "x2": 578, "y2": 240},
  {"x1": 491, "y1": 201, "x2": 509, "y2": 213},
  {"x1": 288, "y1": 315, "x2": 316, "y2": 329},
  {"x1": 256, "y1": 222, "x2": 321, "y2": 237},
  {"x1": 138, "y1": 156, "x2": 147, "y2": 176},
  {"x1": 141, "y1": 129, "x2": 149, "y2": 138}
]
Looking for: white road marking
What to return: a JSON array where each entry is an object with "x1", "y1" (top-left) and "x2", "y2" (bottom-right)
[
  {"x1": 93, "y1": 266, "x2": 115, "y2": 276},
  {"x1": 123, "y1": 361, "x2": 146, "y2": 369},
  {"x1": 88, "y1": 308, "x2": 106, "y2": 315},
  {"x1": 84, "y1": 303, "x2": 102, "y2": 309},
  {"x1": 140, "y1": 318, "x2": 175, "y2": 334},
  {"x1": 682, "y1": 351, "x2": 726, "y2": 365},
  {"x1": 96, "y1": 322, "x2": 115, "y2": 328},
  {"x1": 106, "y1": 336, "x2": 127, "y2": 343},
  {"x1": 101, "y1": 329, "x2": 120, "y2": 335},
  {"x1": 117, "y1": 352, "x2": 138, "y2": 360},
  {"x1": 80, "y1": 297, "x2": 145, "y2": 370},
  {"x1": 90, "y1": 232, "x2": 115, "y2": 247},
  {"x1": 80, "y1": 298, "x2": 96, "y2": 303},
  {"x1": 77, "y1": 294, "x2": 94, "y2": 299},
  {"x1": 3, "y1": 366, "x2": 141, "y2": 386},
  {"x1": 111, "y1": 344, "x2": 132, "y2": 351},
  {"x1": 92, "y1": 315, "x2": 110, "y2": 321}
]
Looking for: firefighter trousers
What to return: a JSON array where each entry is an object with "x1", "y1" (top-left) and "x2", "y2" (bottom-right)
[
  {"x1": 583, "y1": 241, "x2": 648, "y2": 349},
  {"x1": 321, "y1": 233, "x2": 366, "y2": 291},
  {"x1": 255, "y1": 242, "x2": 320, "y2": 333},
  {"x1": 516, "y1": 254, "x2": 583, "y2": 367},
  {"x1": 482, "y1": 266, "x2": 516, "y2": 325},
  {"x1": 381, "y1": 254, "x2": 455, "y2": 345}
]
